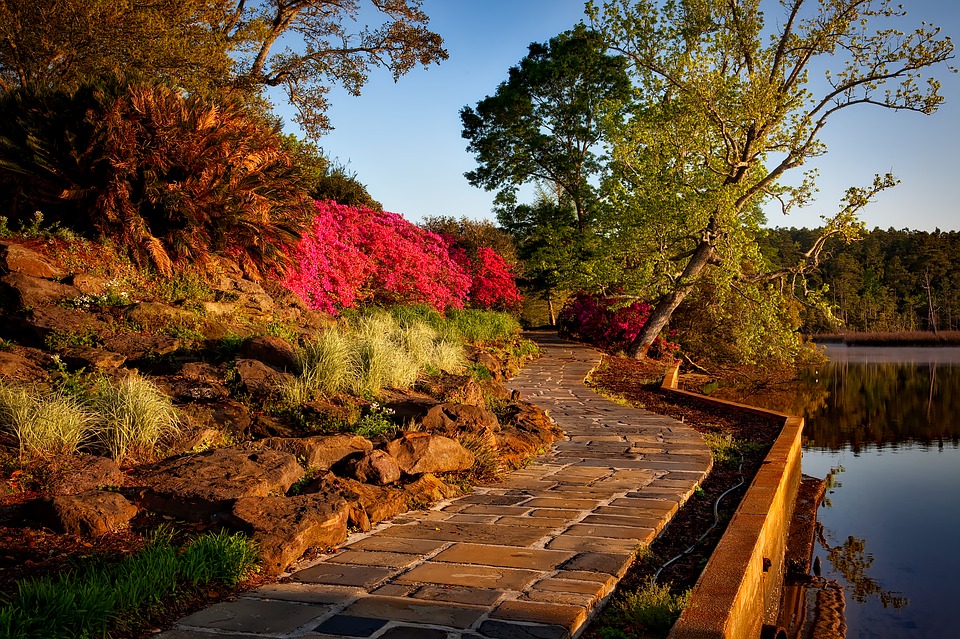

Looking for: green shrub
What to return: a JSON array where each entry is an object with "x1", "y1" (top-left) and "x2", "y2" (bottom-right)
[
  {"x1": 352, "y1": 403, "x2": 398, "y2": 438},
  {"x1": 93, "y1": 375, "x2": 180, "y2": 464},
  {"x1": 0, "y1": 383, "x2": 96, "y2": 457},
  {"x1": 612, "y1": 580, "x2": 689, "y2": 635}
]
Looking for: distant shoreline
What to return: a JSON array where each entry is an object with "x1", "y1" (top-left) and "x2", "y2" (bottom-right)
[{"x1": 810, "y1": 331, "x2": 960, "y2": 346}]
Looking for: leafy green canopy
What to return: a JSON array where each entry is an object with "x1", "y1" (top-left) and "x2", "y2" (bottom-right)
[
  {"x1": 460, "y1": 24, "x2": 632, "y2": 232},
  {"x1": 588, "y1": 0, "x2": 955, "y2": 357}
]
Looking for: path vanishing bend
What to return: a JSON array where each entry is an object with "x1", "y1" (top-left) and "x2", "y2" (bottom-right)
[{"x1": 160, "y1": 332, "x2": 712, "y2": 639}]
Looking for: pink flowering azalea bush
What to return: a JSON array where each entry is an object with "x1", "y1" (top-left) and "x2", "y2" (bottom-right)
[
  {"x1": 557, "y1": 291, "x2": 679, "y2": 359},
  {"x1": 284, "y1": 201, "x2": 471, "y2": 314},
  {"x1": 448, "y1": 243, "x2": 523, "y2": 312}
]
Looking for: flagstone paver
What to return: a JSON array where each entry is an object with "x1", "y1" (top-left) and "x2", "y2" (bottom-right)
[{"x1": 160, "y1": 332, "x2": 711, "y2": 639}]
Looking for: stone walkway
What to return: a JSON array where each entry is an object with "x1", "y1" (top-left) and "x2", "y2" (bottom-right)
[{"x1": 160, "y1": 332, "x2": 711, "y2": 639}]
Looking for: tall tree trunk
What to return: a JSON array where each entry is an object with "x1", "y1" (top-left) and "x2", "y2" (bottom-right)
[
  {"x1": 924, "y1": 270, "x2": 938, "y2": 334},
  {"x1": 627, "y1": 237, "x2": 716, "y2": 359},
  {"x1": 546, "y1": 290, "x2": 556, "y2": 326}
]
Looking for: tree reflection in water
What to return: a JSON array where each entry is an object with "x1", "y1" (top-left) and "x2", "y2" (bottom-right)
[
  {"x1": 816, "y1": 526, "x2": 909, "y2": 610},
  {"x1": 816, "y1": 464, "x2": 909, "y2": 610}
]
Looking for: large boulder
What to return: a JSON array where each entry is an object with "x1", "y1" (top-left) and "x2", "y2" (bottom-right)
[
  {"x1": 421, "y1": 403, "x2": 499, "y2": 437},
  {"x1": 0, "y1": 350, "x2": 46, "y2": 382},
  {"x1": 495, "y1": 402, "x2": 564, "y2": 468},
  {"x1": 22, "y1": 306, "x2": 107, "y2": 347},
  {"x1": 43, "y1": 490, "x2": 138, "y2": 536},
  {"x1": 2, "y1": 272, "x2": 80, "y2": 308},
  {"x1": 238, "y1": 335, "x2": 298, "y2": 373},
  {"x1": 405, "y1": 473, "x2": 464, "y2": 508},
  {"x1": 341, "y1": 449, "x2": 402, "y2": 486},
  {"x1": 231, "y1": 493, "x2": 350, "y2": 575},
  {"x1": 212, "y1": 275, "x2": 275, "y2": 318},
  {"x1": 233, "y1": 358, "x2": 292, "y2": 396},
  {"x1": 385, "y1": 433, "x2": 475, "y2": 475},
  {"x1": 100, "y1": 333, "x2": 181, "y2": 360},
  {"x1": 141, "y1": 447, "x2": 303, "y2": 521},
  {"x1": 257, "y1": 434, "x2": 372, "y2": 471},
  {"x1": 0, "y1": 241, "x2": 63, "y2": 279},
  {"x1": 50, "y1": 455, "x2": 126, "y2": 496},
  {"x1": 124, "y1": 301, "x2": 196, "y2": 332},
  {"x1": 67, "y1": 274, "x2": 109, "y2": 296},
  {"x1": 311, "y1": 475, "x2": 410, "y2": 529}
]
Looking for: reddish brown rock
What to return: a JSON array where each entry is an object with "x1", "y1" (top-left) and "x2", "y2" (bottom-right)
[
  {"x1": 123, "y1": 301, "x2": 196, "y2": 331},
  {"x1": 231, "y1": 493, "x2": 350, "y2": 575},
  {"x1": 60, "y1": 346, "x2": 126, "y2": 371},
  {"x1": 68, "y1": 273, "x2": 109, "y2": 296},
  {"x1": 342, "y1": 449, "x2": 402, "y2": 485},
  {"x1": 234, "y1": 358, "x2": 291, "y2": 395},
  {"x1": 50, "y1": 455, "x2": 126, "y2": 496},
  {"x1": 2, "y1": 272, "x2": 80, "y2": 308},
  {"x1": 323, "y1": 476, "x2": 410, "y2": 526},
  {"x1": 23, "y1": 306, "x2": 106, "y2": 346},
  {"x1": 385, "y1": 432, "x2": 475, "y2": 475},
  {"x1": 46, "y1": 490, "x2": 138, "y2": 536},
  {"x1": 258, "y1": 434, "x2": 372, "y2": 471},
  {"x1": 100, "y1": 333, "x2": 181, "y2": 360},
  {"x1": 141, "y1": 447, "x2": 304, "y2": 521},
  {"x1": 239, "y1": 335, "x2": 298, "y2": 373},
  {"x1": 0, "y1": 350, "x2": 46, "y2": 382},
  {"x1": 421, "y1": 403, "x2": 499, "y2": 437},
  {"x1": 404, "y1": 473, "x2": 464, "y2": 507},
  {"x1": 0, "y1": 241, "x2": 63, "y2": 279}
]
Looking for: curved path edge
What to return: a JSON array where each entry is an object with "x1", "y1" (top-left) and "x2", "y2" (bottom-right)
[{"x1": 160, "y1": 331, "x2": 712, "y2": 639}]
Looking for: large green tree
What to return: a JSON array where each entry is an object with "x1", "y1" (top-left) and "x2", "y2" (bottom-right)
[
  {"x1": 460, "y1": 24, "x2": 632, "y2": 232},
  {"x1": 589, "y1": 0, "x2": 955, "y2": 357},
  {"x1": 0, "y1": 0, "x2": 447, "y2": 138}
]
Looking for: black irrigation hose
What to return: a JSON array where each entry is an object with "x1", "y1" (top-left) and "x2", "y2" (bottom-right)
[{"x1": 652, "y1": 453, "x2": 746, "y2": 584}]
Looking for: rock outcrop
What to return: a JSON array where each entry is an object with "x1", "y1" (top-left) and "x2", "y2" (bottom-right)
[{"x1": 0, "y1": 237, "x2": 558, "y2": 576}]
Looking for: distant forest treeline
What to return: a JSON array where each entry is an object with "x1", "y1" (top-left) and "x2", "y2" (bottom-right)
[{"x1": 761, "y1": 227, "x2": 960, "y2": 333}]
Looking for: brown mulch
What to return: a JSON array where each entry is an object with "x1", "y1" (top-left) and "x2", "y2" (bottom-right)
[{"x1": 581, "y1": 355, "x2": 784, "y2": 639}]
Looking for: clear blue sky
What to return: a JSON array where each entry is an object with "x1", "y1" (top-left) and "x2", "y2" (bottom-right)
[{"x1": 281, "y1": 0, "x2": 960, "y2": 232}]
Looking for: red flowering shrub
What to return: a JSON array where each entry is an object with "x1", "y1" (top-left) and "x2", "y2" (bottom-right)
[
  {"x1": 557, "y1": 291, "x2": 679, "y2": 359},
  {"x1": 284, "y1": 201, "x2": 471, "y2": 314},
  {"x1": 448, "y1": 243, "x2": 523, "y2": 312}
]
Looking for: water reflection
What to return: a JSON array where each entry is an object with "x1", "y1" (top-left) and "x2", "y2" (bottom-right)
[
  {"x1": 805, "y1": 359, "x2": 960, "y2": 452},
  {"x1": 705, "y1": 348, "x2": 960, "y2": 637},
  {"x1": 801, "y1": 349, "x2": 960, "y2": 638}
]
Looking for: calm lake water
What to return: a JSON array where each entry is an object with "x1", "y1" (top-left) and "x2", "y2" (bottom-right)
[
  {"x1": 720, "y1": 346, "x2": 960, "y2": 637},
  {"x1": 799, "y1": 346, "x2": 960, "y2": 638}
]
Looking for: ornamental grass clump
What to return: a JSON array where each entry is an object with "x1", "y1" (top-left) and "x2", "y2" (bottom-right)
[
  {"x1": 349, "y1": 314, "x2": 422, "y2": 394},
  {"x1": 283, "y1": 310, "x2": 468, "y2": 400},
  {"x1": 444, "y1": 308, "x2": 521, "y2": 345},
  {"x1": 294, "y1": 328, "x2": 356, "y2": 396},
  {"x1": 93, "y1": 374, "x2": 180, "y2": 464},
  {"x1": 0, "y1": 383, "x2": 97, "y2": 458}
]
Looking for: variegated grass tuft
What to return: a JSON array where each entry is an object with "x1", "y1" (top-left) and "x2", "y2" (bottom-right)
[
  {"x1": 0, "y1": 383, "x2": 97, "y2": 457},
  {"x1": 93, "y1": 374, "x2": 180, "y2": 464}
]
